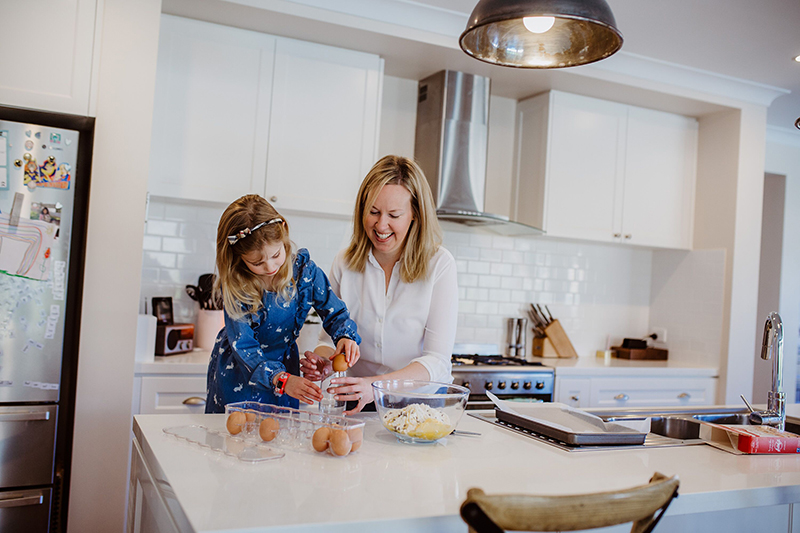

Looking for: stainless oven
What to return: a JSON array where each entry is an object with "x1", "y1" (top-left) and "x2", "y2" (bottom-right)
[{"x1": 451, "y1": 344, "x2": 554, "y2": 410}]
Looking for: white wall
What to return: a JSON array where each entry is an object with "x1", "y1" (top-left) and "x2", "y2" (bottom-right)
[
  {"x1": 765, "y1": 128, "x2": 800, "y2": 405},
  {"x1": 69, "y1": 1, "x2": 162, "y2": 531}
]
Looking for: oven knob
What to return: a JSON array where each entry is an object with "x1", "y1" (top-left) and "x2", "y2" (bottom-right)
[
  {"x1": 485, "y1": 381, "x2": 493, "y2": 390},
  {"x1": 511, "y1": 382, "x2": 519, "y2": 390},
  {"x1": 498, "y1": 381, "x2": 506, "y2": 390},
  {"x1": 523, "y1": 381, "x2": 532, "y2": 390},
  {"x1": 535, "y1": 381, "x2": 545, "y2": 390}
]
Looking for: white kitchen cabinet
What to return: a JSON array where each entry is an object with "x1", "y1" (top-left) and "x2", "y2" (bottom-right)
[
  {"x1": 0, "y1": 0, "x2": 101, "y2": 116},
  {"x1": 265, "y1": 38, "x2": 383, "y2": 216},
  {"x1": 554, "y1": 377, "x2": 592, "y2": 408},
  {"x1": 513, "y1": 91, "x2": 698, "y2": 249},
  {"x1": 134, "y1": 375, "x2": 208, "y2": 415},
  {"x1": 148, "y1": 15, "x2": 275, "y2": 203},
  {"x1": 147, "y1": 15, "x2": 383, "y2": 216},
  {"x1": 554, "y1": 373, "x2": 716, "y2": 408}
]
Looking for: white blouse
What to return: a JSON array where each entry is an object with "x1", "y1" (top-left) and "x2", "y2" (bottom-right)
[{"x1": 319, "y1": 246, "x2": 458, "y2": 383}]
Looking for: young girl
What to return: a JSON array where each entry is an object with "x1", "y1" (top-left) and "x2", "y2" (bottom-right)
[{"x1": 205, "y1": 194, "x2": 360, "y2": 412}]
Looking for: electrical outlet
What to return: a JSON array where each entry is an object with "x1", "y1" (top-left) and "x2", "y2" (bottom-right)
[{"x1": 651, "y1": 327, "x2": 667, "y2": 344}]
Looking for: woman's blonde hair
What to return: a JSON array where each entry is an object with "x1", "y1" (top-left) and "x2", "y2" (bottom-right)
[
  {"x1": 215, "y1": 195, "x2": 295, "y2": 320},
  {"x1": 345, "y1": 155, "x2": 442, "y2": 283}
]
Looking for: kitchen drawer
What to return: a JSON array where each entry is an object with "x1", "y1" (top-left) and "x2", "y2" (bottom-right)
[
  {"x1": 0, "y1": 405, "x2": 56, "y2": 488},
  {"x1": 139, "y1": 377, "x2": 207, "y2": 415},
  {"x1": 0, "y1": 488, "x2": 51, "y2": 533},
  {"x1": 591, "y1": 377, "x2": 716, "y2": 408}
]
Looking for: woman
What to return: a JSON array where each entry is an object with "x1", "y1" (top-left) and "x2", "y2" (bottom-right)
[{"x1": 300, "y1": 155, "x2": 458, "y2": 414}]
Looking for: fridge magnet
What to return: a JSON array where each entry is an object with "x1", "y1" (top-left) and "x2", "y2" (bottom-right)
[
  {"x1": 30, "y1": 202, "x2": 61, "y2": 227},
  {"x1": 24, "y1": 130, "x2": 31, "y2": 138},
  {"x1": 65, "y1": 138, "x2": 72, "y2": 146},
  {"x1": 51, "y1": 261, "x2": 65, "y2": 300},
  {"x1": 24, "y1": 140, "x2": 33, "y2": 150},
  {"x1": 0, "y1": 215, "x2": 57, "y2": 281},
  {"x1": 34, "y1": 132, "x2": 41, "y2": 139},
  {"x1": 45, "y1": 305, "x2": 60, "y2": 339},
  {"x1": 49, "y1": 133, "x2": 61, "y2": 144}
]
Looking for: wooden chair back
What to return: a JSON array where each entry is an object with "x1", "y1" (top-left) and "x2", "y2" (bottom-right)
[{"x1": 461, "y1": 472, "x2": 679, "y2": 533}]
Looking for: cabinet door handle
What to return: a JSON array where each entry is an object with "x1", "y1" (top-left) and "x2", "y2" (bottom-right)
[
  {"x1": 614, "y1": 393, "x2": 629, "y2": 401},
  {"x1": 613, "y1": 233, "x2": 621, "y2": 238},
  {"x1": 570, "y1": 395, "x2": 580, "y2": 402},
  {"x1": 269, "y1": 196, "x2": 277, "y2": 202},
  {"x1": 182, "y1": 397, "x2": 206, "y2": 406},
  {"x1": 624, "y1": 234, "x2": 632, "y2": 240},
  {"x1": 677, "y1": 392, "x2": 691, "y2": 399},
  {"x1": 0, "y1": 494, "x2": 44, "y2": 509}
]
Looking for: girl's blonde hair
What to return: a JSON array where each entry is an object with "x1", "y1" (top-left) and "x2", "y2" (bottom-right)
[
  {"x1": 215, "y1": 195, "x2": 295, "y2": 320},
  {"x1": 345, "y1": 155, "x2": 442, "y2": 283}
]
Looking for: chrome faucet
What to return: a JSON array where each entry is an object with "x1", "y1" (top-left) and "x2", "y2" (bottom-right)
[{"x1": 748, "y1": 312, "x2": 785, "y2": 431}]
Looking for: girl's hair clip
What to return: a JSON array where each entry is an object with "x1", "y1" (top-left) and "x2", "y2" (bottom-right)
[{"x1": 227, "y1": 217, "x2": 282, "y2": 245}]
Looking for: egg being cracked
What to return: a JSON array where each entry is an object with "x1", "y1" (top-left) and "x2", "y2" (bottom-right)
[
  {"x1": 259, "y1": 417, "x2": 280, "y2": 441},
  {"x1": 332, "y1": 354, "x2": 348, "y2": 372},
  {"x1": 226, "y1": 411, "x2": 246, "y2": 435}
]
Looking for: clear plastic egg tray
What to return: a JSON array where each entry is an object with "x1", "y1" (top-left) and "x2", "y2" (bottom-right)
[
  {"x1": 224, "y1": 401, "x2": 365, "y2": 457},
  {"x1": 163, "y1": 425, "x2": 285, "y2": 463}
]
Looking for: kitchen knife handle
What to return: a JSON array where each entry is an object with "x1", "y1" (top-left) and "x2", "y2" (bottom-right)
[
  {"x1": 0, "y1": 411, "x2": 50, "y2": 422},
  {"x1": 182, "y1": 397, "x2": 206, "y2": 406}
]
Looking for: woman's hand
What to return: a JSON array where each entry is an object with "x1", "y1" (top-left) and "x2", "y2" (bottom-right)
[
  {"x1": 335, "y1": 338, "x2": 360, "y2": 367},
  {"x1": 300, "y1": 351, "x2": 331, "y2": 382},
  {"x1": 284, "y1": 374, "x2": 323, "y2": 405},
  {"x1": 330, "y1": 376, "x2": 375, "y2": 415}
]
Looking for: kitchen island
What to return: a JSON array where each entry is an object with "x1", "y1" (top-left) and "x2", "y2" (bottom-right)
[{"x1": 130, "y1": 411, "x2": 800, "y2": 533}]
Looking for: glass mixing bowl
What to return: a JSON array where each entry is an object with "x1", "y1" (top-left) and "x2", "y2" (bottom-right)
[{"x1": 372, "y1": 380, "x2": 469, "y2": 444}]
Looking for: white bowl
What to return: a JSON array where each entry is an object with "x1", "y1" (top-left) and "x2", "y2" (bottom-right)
[{"x1": 372, "y1": 380, "x2": 469, "y2": 444}]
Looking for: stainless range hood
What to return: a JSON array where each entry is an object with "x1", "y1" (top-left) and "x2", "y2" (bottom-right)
[{"x1": 414, "y1": 70, "x2": 543, "y2": 237}]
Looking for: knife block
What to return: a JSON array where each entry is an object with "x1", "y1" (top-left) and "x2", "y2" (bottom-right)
[
  {"x1": 542, "y1": 319, "x2": 578, "y2": 358},
  {"x1": 532, "y1": 336, "x2": 559, "y2": 358}
]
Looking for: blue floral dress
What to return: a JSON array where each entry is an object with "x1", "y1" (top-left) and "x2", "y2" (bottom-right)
[{"x1": 205, "y1": 249, "x2": 360, "y2": 412}]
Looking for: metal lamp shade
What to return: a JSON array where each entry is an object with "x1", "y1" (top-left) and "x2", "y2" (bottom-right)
[{"x1": 460, "y1": 0, "x2": 623, "y2": 68}]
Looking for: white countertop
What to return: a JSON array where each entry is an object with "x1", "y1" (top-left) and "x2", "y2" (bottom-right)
[
  {"x1": 135, "y1": 348, "x2": 211, "y2": 375},
  {"x1": 133, "y1": 409, "x2": 800, "y2": 533},
  {"x1": 535, "y1": 356, "x2": 718, "y2": 377}
]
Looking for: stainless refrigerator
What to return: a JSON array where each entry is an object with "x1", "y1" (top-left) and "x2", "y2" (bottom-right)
[{"x1": 0, "y1": 106, "x2": 93, "y2": 532}]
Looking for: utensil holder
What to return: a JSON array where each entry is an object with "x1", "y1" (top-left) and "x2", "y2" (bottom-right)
[
  {"x1": 196, "y1": 309, "x2": 224, "y2": 350},
  {"x1": 532, "y1": 336, "x2": 558, "y2": 358},
  {"x1": 543, "y1": 319, "x2": 578, "y2": 358}
]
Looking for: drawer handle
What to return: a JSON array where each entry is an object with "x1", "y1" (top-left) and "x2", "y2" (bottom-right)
[
  {"x1": 182, "y1": 397, "x2": 206, "y2": 406},
  {"x1": 614, "y1": 393, "x2": 629, "y2": 401},
  {"x1": 677, "y1": 392, "x2": 691, "y2": 399},
  {"x1": 613, "y1": 233, "x2": 621, "y2": 238},
  {"x1": 0, "y1": 494, "x2": 44, "y2": 509},
  {"x1": 570, "y1": 395, "x2": 580, "y2": 402},
  {"x1": 0, "y1": 411, "x2": 50, "y2": 422}
]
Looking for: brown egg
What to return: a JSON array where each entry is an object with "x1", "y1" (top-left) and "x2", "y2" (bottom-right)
[
  {"x1": 312, "y1": 426, "x2": 331, "y2": 452},
  {"x1": 259, "y1": 417, "x2": 280, "y2": 441},
  {"x1": 226, "y1": 411, "x2": 246, "y2": 435},
  {"x1": 245, "y1": 411, "x2": 257, "y2": 422},
  {"x1": 332, "y1": 354, "x2": 348, "y2": 372},
  {"x1": 347, "y1": 426, "x2": 363, "y2": 452},
  {"x1": 329, "y1": 429, "x2": 351, "y2": 456}
]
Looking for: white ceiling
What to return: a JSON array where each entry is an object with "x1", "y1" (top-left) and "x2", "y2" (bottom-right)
[
  {"x1": 164, "y1": 0, "x2": 800, "y2": 130},
  {"x1": 417, "y1": 0, "x2": 800, "y2": 130}
]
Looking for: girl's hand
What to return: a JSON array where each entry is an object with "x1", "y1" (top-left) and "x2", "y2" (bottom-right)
[
  {"x1": 283, "y1": 375, "x2": 322, "y2": 405},
  {"x1": 335, "y1": 338, "x2": 360, "y2": 367},
  {"x1": 300, "y1": 351, "x2": 331, "y2": 382},
  {"x1": 284, "y1": 375, "x2": 323, "y2": 405},
  {"x1": 329, "y1": 376, "x2": 374, "y2": 415}
]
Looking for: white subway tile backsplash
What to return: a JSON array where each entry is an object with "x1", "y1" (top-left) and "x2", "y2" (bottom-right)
[
  {"x1": 478, "y1": 276, "x2": 501, "y2": 289},
  {"x1": 467, "y1": 261, "x2": 491, "y2": 275},
  {"x1": 143, "y1": 251, "x2": 177, "y2": 269},
  {"x1": 142, "y1": 236, "x2": 161, "y2": 251},
  {"x1": 146, "y1": 220, "x2": 180, "y2": 237},
  {"x1": 162, "y1": 237, "x2": 195, "y2": 253}
]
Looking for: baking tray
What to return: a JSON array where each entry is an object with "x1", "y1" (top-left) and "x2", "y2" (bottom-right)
[{"x1": 495, "y1": 407, "x2": 647, "y2": 446}]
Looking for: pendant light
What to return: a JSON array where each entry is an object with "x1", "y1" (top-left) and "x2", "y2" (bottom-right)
[{"x1": 460, "y1": 0, "x2": 623, "y2": 68}]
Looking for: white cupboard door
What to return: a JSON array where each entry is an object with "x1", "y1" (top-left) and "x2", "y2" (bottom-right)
[
  {"x1": 591, "y1": 377, "x2": 715, "y2": 408},
  {"x1": 544, "y1": 92, "x2": 627, "y2": 242},
  {"x1": 0, "y1": 0, "x2": 99, "y2": 115},
  {"x1": 265, "y1": 38, "x2": 382, "y2": 216},
  {"x1": 148, "y1": 15, "x2": 275, "y2": 204},
  {"x1": 622, "y1": 107, "x2": 697, "y2": 249},
  {"x1": 139, "y1": 376, "x2": 208, "y2": 415},
  {"x1": 555, "y1": 377, "x2": 592, "y2": 408}
]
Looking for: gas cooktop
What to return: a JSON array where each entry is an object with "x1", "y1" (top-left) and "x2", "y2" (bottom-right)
[{"x1": 451, "y1": 354, "x2": 545, "y2": 367}]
